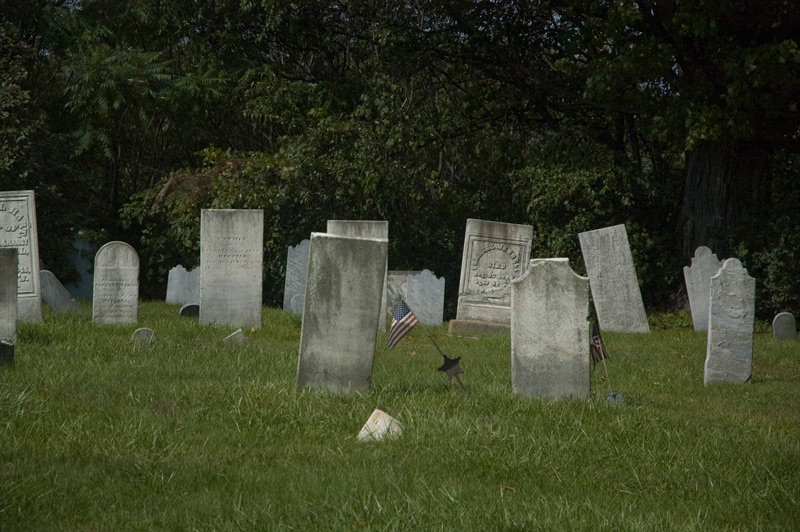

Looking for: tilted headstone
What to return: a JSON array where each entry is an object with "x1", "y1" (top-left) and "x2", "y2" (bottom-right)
[
  {"x1": 0, "y1": 249, "x2": 18, "y2": 342},
  {"x1": 224, "y1": 329, "x2": 248, "y2": 343},
  {"x1": 199, "y1": 209, "x2": 264, "y2": 329},
  {"x1": 166, "y1": 265, "x2": 200, "y2": 305},
  {"x1": 405, "y1": 269, "x2": 445, "y2": 326},
  {"x1": 326, "y1": 220, "x2": 389, "y2": 331},
  {"x1": 297, "y1": 233, "x2": 388, "y2": 393},
  {"x1": 357, "y1": 409, "x2": 403, "y2": 442},
  {"x1": 683, "y1": 246, "x2": 722, "y2": 331},
  {"x1": 772, "y1": 312, "x2": 797, "y2": 341},
  {"x1": 92, "y1": 242, "x2": 139, "y2": 325},
  {"x1": 0, "y1": 190, "x2": 42, "y2": 322},
  {"x1": 283, "y1": 239, "x2": 310, "y2": 315},
  {"x1": 40, "y1": 270, "x2": 82, "y2": 313},
  {"x1": 386, "y1": 270, "x2": 421, "y2": 315},
  {"x1": 511, "y1": 258, "x2": 590, "y2": 399},
  {"x1": 578, "y1": 224, "x2": 649, "y2": 333},
  {"x1": 131, "y1": 328, "x2": 157, "y2": 343},
  {"x1": 704, "y1": 259, "x2": 756, "y2": 385}
]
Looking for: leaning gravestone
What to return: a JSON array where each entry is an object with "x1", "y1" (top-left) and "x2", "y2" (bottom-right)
[
  {"x1": 283, "y1": 239, "x2": 310, "y2": 315},
  {"x1": 683, "y1": 246, "x2": 722, "y2": 331},
  {"x1": 0, "y1": 249, "x2": 18, "y2": 342},
  {"x1": 40, "y1": 270, "x2": 82, "y2": 313},
  {"x1": 92, "y1": 242, "x2": 139, "y2": 324},
  {"x1": 0, "y1": 190, "x2": 42, "y2": 322},
  {"x1": 166, "y1": 265, "x2": 200, "y2": 305},
  {"x1": 297, "y1": 233, "x2": 388, "y2": 393},
  {"x1": 199, "y1": 209, "x2": 264, "y2": 329},
  {"x1": 405, "y1": 269, "x2": 445, "y2": 326},
  {"x1": 511, "y1": 258, "x2": 590, "y2": 399},
  {"x1": 704, "y1": 259, "x2": 755, "y2": 385},
  {"x1": 772, "y1": 312, "x2": 797, "y2": 341},
  {"x1": 578, "y1": 224, "x2": 649, "y2": 333}
]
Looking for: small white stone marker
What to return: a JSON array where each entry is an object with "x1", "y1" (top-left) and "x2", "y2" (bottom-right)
[
  {"x1": 130, "y1": 327, "x2": 157, "y2": 343},
  {"x1": 357, "y1": 409, "x2": 403, "y2": 442},
  {"x1": 223, "y1": 329, "x2": 248, "y2": 343}
]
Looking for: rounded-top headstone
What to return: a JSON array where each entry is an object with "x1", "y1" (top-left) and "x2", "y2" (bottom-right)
[
  {"x1": 179, "y1": 303, "x2": 200, "y2": 317},
  {"x1": 772, "y1": 312, "x2": 797, "y2": 341},
  {"x1": 130, "y1": 327, "x2": 157, "y2": 343}
]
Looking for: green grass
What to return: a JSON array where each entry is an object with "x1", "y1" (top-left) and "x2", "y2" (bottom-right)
[{"x1": 2, "y1": 302, "x2": 799, "y2": 531}]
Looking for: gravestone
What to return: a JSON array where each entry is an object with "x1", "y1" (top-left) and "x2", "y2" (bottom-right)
[
  {"x1": 40, "y1": 270, "x2": 82, "y2": 313},
  {"x1": 92, "y1": 242, "x2": 139, "y2": 324},
  {"x1": 511, "y1": 258, "x2": 590, "y2": 399},
  {"x1": 131, "y1": 328, "x2": 157, "y2": 343},
  {"x1": 386, "y1": 270, "x2": 421, "y2": 315},
  {"x1": 449, "y1": 219, "x2": 533, "y2": 336},
  {"x1": 578, "y1": 224, "x2": 649, "y2": 333},
  {"x1": 224, "y1": 329, "x2": 249, "y2": 343},
  {"x1": 0, "y1": 190, "x2": 42, "y2": 322},
  {"x1": 405, "y1": 269, "x2": 445, "y2": 325},
  {"x1": 357, "y1": 409, "x2": 403, "y2": 442},
  {"x1": 199, "y1": 209, "x2": 264, "y2": 329},
  {"x1": 297, "y1": 232, "x2": 388, "y2": 393},
  {"x1": 772, "y1": 312, "x2": 797, "y2": 341},
  {"x1": 683, "y1": 246, "x2": 722, "y2": 331},
  {"x1": 179, "y1": 303, "x2": 199, "y2": 317},
  {"x1": 0, "y1": 249, "x2": 18, "y2": 342},
  {"x1": 326, "y1": 220, "x2": 388, "y2": 330},
  {"x1": 166, "y1": 265, "x2": 200, "y2": 305},
  {"x1": 704, "y1": 259, "x2": 755, "y2": 385},
  {"x1": 283, "y1": 239, "x2": 310, "y2": 315}
]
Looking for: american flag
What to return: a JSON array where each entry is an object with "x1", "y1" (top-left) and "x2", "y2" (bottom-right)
[
  {"x1": 387, "y1": 298, "x2": 419, "y2": 348},
  {"x1": 590, "y1": 323, "x2": 609, "y2": 366}
]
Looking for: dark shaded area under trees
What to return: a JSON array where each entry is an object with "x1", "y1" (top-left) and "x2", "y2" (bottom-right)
[{"x1": 2, "y1": 0, "x2": 799, "y2": 318}]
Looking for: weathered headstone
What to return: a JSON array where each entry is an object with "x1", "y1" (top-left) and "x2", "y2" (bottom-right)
[
  {"x1": 449, "y1": 219, "x2": 533, "y2": 336},
  {"x1": 326, "y1": 220, "x2": 388, "y2": 330},
  {"x1": 92, "y1": 242, "x2": 139, "y2": 325},
  {"x1": 0, "y1": 190, "x2": 42, "y2": 322},
  {"x1": 511, "y1": 258, "x2": 590, "y2": 399},
  {"x1": 179, "y1": 303, "x2": 199, "y2": 317},
  {"x1": 40, "y1": 270, "x2": 82, "y2": 313},
  {"x1": 199, "y1": 209, "x2": 264, "y2": 329},
  {"x1": 357, "y1": 409, "x2": 403, "y2": 442},
  {"x1": 704, "y1": 259, "x2": 755, "y2": 385},
  {"x1": 405, "y1": 269, "x2": 445, "y2": 326},
  {"x1": 131, "y1": 328, "x2": 157, "y2": 343},
  {"x1": 386, "y1": 270, "x2": 421, "y2": 315},
  {"x1": 283, "y1": 239, "x2": 310, "y2": 315},
  {"x1": 683, "y1": 246, "x2": 722, "y2": 331},
  {"x1": 224, "y1": 329, "x2": 249, "y2": 343},
  {"x1": 772, "y1": 312, "x2": 797, "y2": 341},
  {"x1": 0, "y1": 249, "x2": 18, "y2": 342},
  {"x1": 166, "y1": 265, "x2": 200, "y2": 305},
  {"x1": 578, "y1": 224, "x2": 649, "y2": 333},
  {"x1": 297, "y1": 232, "x2": 388, "y2": 393}
]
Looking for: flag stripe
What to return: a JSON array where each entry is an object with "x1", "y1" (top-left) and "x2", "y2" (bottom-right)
[{"x1": 387, "y1": 299, "x2": 419, "y2": 348}]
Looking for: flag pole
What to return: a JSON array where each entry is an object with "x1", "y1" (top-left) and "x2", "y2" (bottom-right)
[{"x1": 424, "y1": 331, "x2": 445, "y2": 356}]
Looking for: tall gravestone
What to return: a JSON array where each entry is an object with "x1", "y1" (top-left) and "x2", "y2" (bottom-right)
[
  {"x1": 511, "y1": 259, "x2": 590, "y2": 399},
  {"x1": 283, "y1": 239, "x2": 310, "y2": 315},
  {"x1": 166, "y1": 265, "x2": 200, "y2": 305},
  {"x1": 772, "y1": 312, "x2": 797, "y2": 341},
  {"x1": 296, "y1": 233, "x2": 388, "y2": 393},
  {"x1": 0, "y1": 249, "x2": 18, "y2": 342},
  {"x1": 199, "y1": 209, "x2": 264, "y2": 329},
  {"x1": 40, "y1": 270, "x2": 82, "y2": 313},
  {"x1": 578, "y1": 224, "x2": 649, "y2": 333},
  {"x1": 405, "y1": 269, "x2": 445, "y2": 326},
  {"x1": 683, "y1": 246, "x2": 722, "y2": 331},
  {"x1": 0, "y1": 190, "x2": 42, "y2": 322},
  {"x1": 704, "y1": 259, "x2": 755, "y2": 385},
  {"x1": 92, "y1": 242, "x2": 139, "y2": 324},
  {"x1": 326, "y1": 220, "x2": 389, "y2": 331}
]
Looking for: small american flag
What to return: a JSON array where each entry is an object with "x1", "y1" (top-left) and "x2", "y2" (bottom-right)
[
  {"x1": 590, "y1": 323, "x2": 609, "y2": 366},
  {"x1": 387, "y1": 299, "x2": 419, "y2": 348}
]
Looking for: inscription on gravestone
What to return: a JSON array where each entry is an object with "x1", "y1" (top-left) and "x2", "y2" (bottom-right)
[
  {"x1": 92, "y1": 242, "x2": 139, "y2": 324},
  {"x1": 0, "y1": 190, "x2": 42, "y2": 322},
  {"x1": 0, "y1": 249, "x2": 18, "y2": 342},
  {"x1": 683, "y1": 246, "x2": 722, "y2": 331}
]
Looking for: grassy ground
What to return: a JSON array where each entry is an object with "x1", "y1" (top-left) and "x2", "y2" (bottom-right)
[{"x1": 1, "y1": 302, "x2": 798, "y2": 531}]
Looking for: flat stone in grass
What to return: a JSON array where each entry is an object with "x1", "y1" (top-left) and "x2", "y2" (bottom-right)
[
  {"x1": 223, "y1": 329, "x2": 248, "y2": 343},
  {"x1": 705, "y1": 258, "x2": 755, "y2": 385},
  {"x1": 179, "y1": 303, "x2": 199, "y2": 317},
  {"x1": 297, "y1": 232, "x2": 388, "y2": 393},
  {"x1": 0, "y1": 249, "x2": 18, "y2": 343},
  {"x1": 0, "y1": 190, "x2": 42, "y2": 322},
  {"x1": 40, "y1": 270, "x2": 82, "y2": 313},
  {"x1": 405, "y1": 269, "x2": 444, "y2": 325},
  {"x1": 92, "y1": 242, "x2": 139, "y2": 325},
  {"x1": 772, "y1": 312, "x2": 797, "y2": 341},
  {"x1": 166, "y1": 265, "x2": 199, "y2": 305},
  {"x1": 511, "y1": 258, "x2": 590, "y2": 399},
  {"x1": 357, "y1": 409, "x2": 403, "y2": 442},
  {"x1": 683, "y1": 246, "x2": 722, "y2": 331},
  {"x1": 283, "y1": 239, "x2": 310, "y2": 315},
  {"x1": 131, "y1": 328, "x2": 157, "y2": 343},
  {"x1": 578, "y1": 224, "x2": 649, "y2": 333}
]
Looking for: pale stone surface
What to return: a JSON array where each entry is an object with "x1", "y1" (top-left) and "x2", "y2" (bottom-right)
[
  {"x1": 290, "y1": 294, "x2": 305, "y2": 314},
  {"x1": 405, "y1": 269, "x2": 444, "y2": 325},
  {"x1": 578, "y1": 224, "x2": 649, "y2": 333},
  {"x1": 131, "y1": 328, "x2": 157, "y2": 343},
  {"x1": 0, "y1": 190, "x2": 42, "y2": 322},
  {"x1": 92, "y1": 242, "x2": 139, "y2": 325},
  {"x1": 283, "y1": 239, "x2": 310, "y2": 315},
  {"x1": 455, "y1": 219, "x2": 533, "y2": 325},
  {"x1": 40, "y1": 270, "x2": 82, "y2": 313},
  {"x1": 0, "y1": 249, "x2": 18, "y2": 342},
  {"x1": 683, "y1": 246, "x2": 722, "y2": 331},
  {"x1": 297, "y1": 233, "x2": 388, "y2": 393},
  {"x1": 511, "y1": 258, "x2": 590, "y2": 399},
  {"x1": 386, "y1": 270, "x2": 421, "y2": 315},
  {"x1": 357, "y1": 409, "x2": 403, "y2": 442},
  {"x1": 326, "y1": 221, "x2": 388, "y2": 330},
  {"x1": 772, "y1": 312, "x2": 797, "y2": 341},
  {"x1": 166, "y1": 265, "x2": 200, "y2": 305},
  {"x1": 223, "y1": 329, "x2": 249, "y2": 343},
  {"x1": 704, "y1": 259, "x2": 755, "y2": 385},
  {"x1": 199, "y1": 209, "x2": 264, "y2": 329},
  {"x1": 179, "y1": 303, "x2": 199, "y2": 317}
]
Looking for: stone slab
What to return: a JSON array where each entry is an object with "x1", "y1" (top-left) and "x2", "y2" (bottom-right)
[
  {"x1": 405, "y1": 269, "x2": 444, "y2": 325},
  {"x1": 92, "y1": 242, "x2": 139, "y2": 325},
  {"x1": 0, "y1": 190, "x2": 42, "y2": 321},
  {"x1": 683, "y1": 246, "x2": 722, "y2": 331},
  {"x1": 386, "y1": 270, "x2": 421, "y2": 316},
  {"x1": 40, "y1": 270, "x2": 82, "y2": 313},
  {"x1": 283, "y1": 239, "x2": 310, "y2": 315},
  {"x1": 357, "y1": 409, "x2": 403, "y2": 442},
  {"x1": 224, "y1": 329, "x2": 249, "y2": 343},
  {"x1": 0, "y1": 249, "x2": 18, "y2": 342},
  {"x1": 166, "y1": 265, "x2": 200, "y2": 305},
  {"x1": 131, "y1": 328, "x2": 157, "y2": 343},
  {"x1": 772, "y1": 312, "x2": 797, "y2": 341}
]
